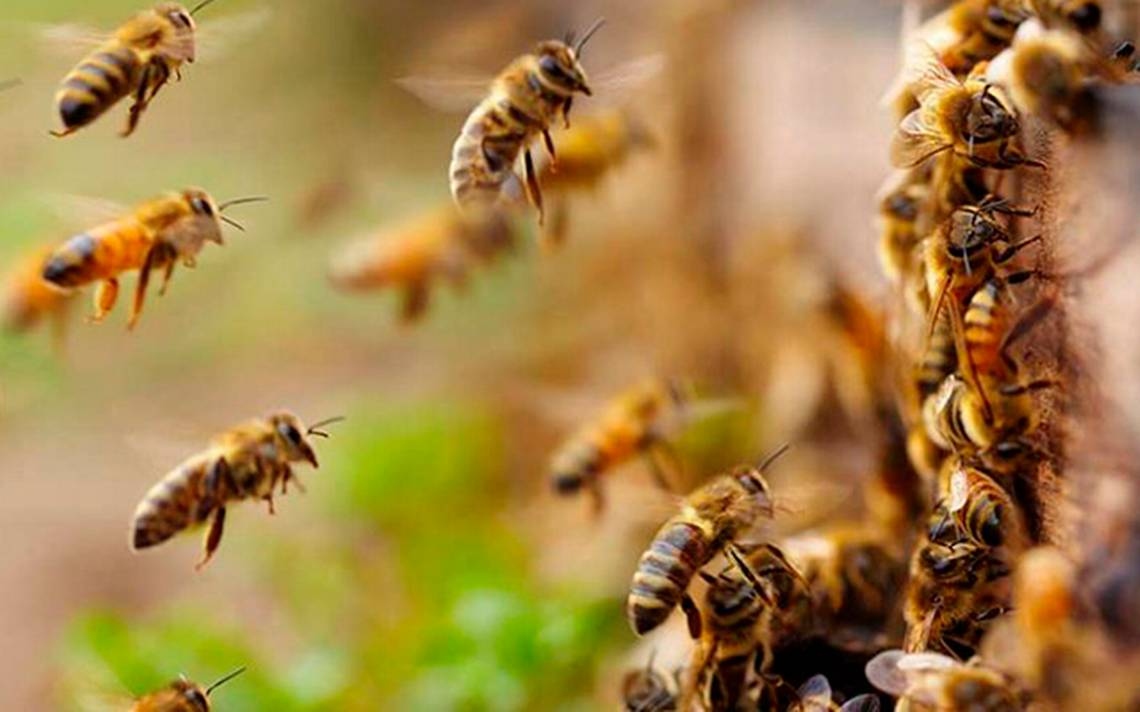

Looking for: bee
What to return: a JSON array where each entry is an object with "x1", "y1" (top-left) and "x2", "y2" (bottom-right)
[
  {"x1": 621, "y1": 655, "x2": 678, "y2": 712},
  {"x1": 914, "y1": 0, "x2": 1029, "y2": 77},
  {"x1": 626, "y1": 446, "x2": 789, "y2": 636},
  {"x1": 449, "y1": 20, "x2": 603, "y2": 223},
  {"x1": 534, "y1": 109, "x2": 654, "y2": 247},
  {"x1": 1, "y1": 243, "x2": 77, "y2": 346},
  {"x1": 1025, "y1": 0, "x2": 1104, "y2": 35},
  {"x1": 866, "y1": 649, "x2": 1022, "y2": 711},
  {"x1": 130, "y1": 412, "x2": 342, "y2": 569},
  {"x1": 328, "y1": 204, "x2": 515, "y2": 323},
  {"x1": 132, "y1": 667, "x2": 244, "y2": 711},
  {"x1": 40, "y1": 189, "x2": 263, "y2": 330},
  {"x1": 891, "y1": 44, "x2": 1041, "y2": 171},
  {"x1": 903, "y1": 538, "x2": 1012, "y2": 654},
  {"x1": 549, "y1": 379, "x2": 687, "y2": 512},
  {"x1": 876, "y1": 170, "x2": 928, "y2": 286},
  {"x1": 928, "y1": 458, "x2": 1027, "y2": 552},
  {"x1": 51, "y1": 1, "x2": 220, "y2": 138},
  {"x1": 791, "y1": 674, "x2": 882, "y2": 712}
]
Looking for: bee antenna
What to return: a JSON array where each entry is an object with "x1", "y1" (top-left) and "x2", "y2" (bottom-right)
[
  {"x1": 189, "y1": 0, "x2": 220, "y2": 17},
  {"x1": 306, "y1": 415, "x2": 346, "y2": 438},
  {"x1": 575, "y1": 17, "x2": 605, "y2": 55},
  {"x1": 218, "y1": 195, "x2": 270, "y2": 212},
  {"x1": 756, "y1": 442, "x2": 791, "y2": 472},
  {"x1": 205, "y1": 666, "x2": 247, "y2": 695},
  {"x1": 220, "y1": 215, "x2": 245, "y2": 232}
]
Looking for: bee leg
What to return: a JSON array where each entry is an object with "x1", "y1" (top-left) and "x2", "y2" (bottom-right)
[
  {"x1": 183, "y1": 256, "x2": 197, "y2": 269},
  {"x1": 680, "y1": 592, "x2": 703, "y2": 639},
  {"x1": 586, "y1": 479, "x2": 605, "y2": 516},
  {"x1": 562, "y1": 97, "x2": 573, "y2": 128},
  {"x1": 123, "y1": 63, "x2": 153, "y2": 138},
  {"x1": 194, "y1": 507, "x2": 226, "y2": 571},
  {"x1": 89, "y1": 279, "x2": 120, "y2": 323},
  {"x1": 523, "y1": 148, "x2": 545, "y2": 225},
  {"x1": 159, "y1": 261, "x2": 176, "y2": 296},
  {"x1": 283, "y1": 467, "x2": 306, "y2": 495},
  {"x1": 542, "y1": 129, "x2": 557, "y2": 163},
  {"x1": 128, "y1": 247, "x2": 159, "y2": 331},
  {"x1": 49, "y1": 127, "x2": 77, "y2": 138},
  {"x1": 400, "y1": 282, "x2": 430, "y2": 323}
]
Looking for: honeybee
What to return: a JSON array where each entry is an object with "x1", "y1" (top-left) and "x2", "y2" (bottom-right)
[
  {"x1": 534, "y1": 109, "x2": 654, "y2": 247},
  {"x1": 914, "y1": 0, "x2": 1029, "y2": 77},
  {"x1": 791, "y1": 674, "x2": 881, "y2": 712},
  {"x1": 1025, "y1": 0, "x2": 1105, "y2": 35},
  {"x1": 892, "y1": 44, "x2": 1040, "y2": 170},
  {"x1": 550, "y1": 379, "x2": 687, "y2": 512},
  {"x1": 131, "y1": 412, "x2": 341, "y2": 569},
  {"x1": 40, "y1": 189, "x2": 263, "y2": 330},
  {"x1": 626, "y1": 446, "x2": 789, "y2": 636},
  {"x1": 132, "y1": 667, "x2": 245, "y2": 711},
  {"x1": 866, "y1": 649, "x2": 1022, "y2": 711},
  {"x1": 876, "y1": 170, "x2": 928, "y2": 286},
  {"x1": 1, "y1": 243, "x2": 77, "y2": 346},
  {"x1": 928, "y1": 458, "x2": 1027, "y2": 552},
  {"x1": 621, "y1": 655, "x2": 679, "y2": 712},
  {"x1": 448, "y1": 20, "x2": 604, "y2": 223},
  {"x1": 52, "y1": 1, "x2": 219, "y2": 138},
  {"x1": 328, "y1": 204, "x2": 515, "y2": 323}
]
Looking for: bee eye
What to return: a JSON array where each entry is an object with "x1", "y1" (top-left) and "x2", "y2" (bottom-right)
[
  {"x1": 184, "y1": 689, "x2": 209, "y2": 711},
  {"x1": 191, "y1": 197, "x2": 213, "y2": 216},
  {"x1": 1069, "y1": 2, "x2": 1101, "y2": 32},
  {"x1": 539, "y1": 54, "x2": 574, "y2": 84},
  {"x1": 277, "y1": 423, "x2": 303, "y2": 445}
]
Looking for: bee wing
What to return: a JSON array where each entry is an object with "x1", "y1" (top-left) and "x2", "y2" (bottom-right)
[
  {"x1": 42, "y1": 193, "x2": 130, "y2": 231},
  {"x1": 795, "y1": 674, "x2": 833, "y2": 711},
  {"x1": 895, "y1": 651, "x2": 959, "y2": 672},
  {"x1": 865, "y1": 649, "x2": 910, "y2": 696},
  {"x1": 588, "y1": 54, "x2": 666, "y2": 97},
  {"x1": 902, "y1": 40, "x2": 961, "y2": 100},
  {"x1": 839, "y1": 695, "x2": 881, "y2": 712},
  {"x1": 395, "y1": 74, "x2": 491, "y2": 114},
  {"x1": 947, "y1": 466, "x2": 969, "y2": 512},
  {"x1": 18, "y1": 21, "x2": 109, "y2": 57},
  {"x1": 191, "y1": 8, "x2": 273, "y2": 64},
  {"x1": 890, "y1": 109, "x2": 951, "y2": 168}
]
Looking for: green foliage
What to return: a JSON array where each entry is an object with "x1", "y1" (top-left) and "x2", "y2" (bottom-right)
[{"x1": 57, "y1": 401, "x2": 627, "y2": 710}]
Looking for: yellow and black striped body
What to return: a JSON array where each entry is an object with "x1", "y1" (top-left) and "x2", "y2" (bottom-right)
[
  {"x1": 691, "y1": 575, "x2": 766, "y2": 711},
  {"x1": 627, "y1": 465, "x2": 774, "y2": 635},
  {"x1": 936, "y1": 0, "x2": 1028, "y2": 76},
  {"x1": 916, "y1": 309, "x2": 958, "y2": 398},
  {"x1": 962, "y1": 278, "x2": 1009, "y2": 377},
  {"x1": 877, "y1": 174, "x2": 927, "y2": 285},
  {"x1": 131, "y1": 412, "x2": 321, "y2": 566},
  {"x1": 450, "y1": 40, "x2": 592, "y2": 214},
  {"x1": 1, "y1": 244, "x2": 76, "y2": 335},
  {"x1": 549, "y1": 381, "x2": 677, "y2": 497},
  {"x1": 931, "y1": 460, "x2": 1025, "y2": 551},
  {"x1": 56, "y1": 43, "x2": 144, "y2": 133}
]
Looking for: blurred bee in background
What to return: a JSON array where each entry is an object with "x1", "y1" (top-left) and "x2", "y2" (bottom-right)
[
  {"x1": 131, "y1": 412, "x2": 341, "y2": 569},
  {"x1": 913, "y1": 0, "x2": 1029, "y2": 76},
  {"x1": 328, "y1": 204, "x2": 515, "y2": 323},
  {"x1": 621, "y1": 654, "x2": 679, "y2": 712},
  {"x1": 549, "y1": 379, "x2": 688, "y2": 512},
  {"x1": 51, "y1": 0, "x2": 219, "y2": 138},
  {"x1": 533, "y1": 109, "x2": 655, "y2": 247},
  {"x1": 40, "y1": 189, "x2": 264, "y2": 330},
  {"x1": 1, "y1": 243, "x2": 77, "y2": 349},
  {"x1": 866, "y1": 649, "x2": 1022, "y2": 710},
  {"x1": 626, "y1": 446, "x2": 789, "y2": 636},
  {"x1": 891, "y1": 44, "x2": 1041, "y2": 170},
  {"x1": 131, "y1": 667, "x2": 245, "y2": 712},
  {"x1": 447, "y1": 20, "x2": 604, "y2": 223},
  {"x1": 876, "y1": 169, "x2": 928, "y2": 287}
]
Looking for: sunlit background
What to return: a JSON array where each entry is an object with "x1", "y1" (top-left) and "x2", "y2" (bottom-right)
[{"x1": 0, "y1": 0, "x2": 1045, "y2": 709}]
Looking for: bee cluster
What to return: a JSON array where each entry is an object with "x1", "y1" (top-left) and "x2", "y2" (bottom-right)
[{"x1": 605, "y1": 1, "x2": 1140, "y2": 710}]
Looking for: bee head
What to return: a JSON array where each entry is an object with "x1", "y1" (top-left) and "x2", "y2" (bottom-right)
[
  {"x1": 966, "y1": 85, "x2": 1019, "y2": 142},
  {"x1": 170, "y1": 677, "x2": 211, "y2": 712},
  {"x1": 535, "y1": 41, "x2": 592, "y2": 96},
  {"x1": 270, "y1": 412, "x2": 320, "y2": 468},
  {"x1": 155, "y1": 2, "x2": 198, "y2": 61},
  {"x1": 181, "y1": 188, "x2": 226, "y2": 245}
]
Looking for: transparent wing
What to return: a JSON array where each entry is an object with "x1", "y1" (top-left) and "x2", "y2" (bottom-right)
[
  {"x1": 193, "y1": 8, "x2": 272, "y2": 63},
  {"x1": 41, "y1": 193, "x2": 131, "y2": 230},
  {"x1": 795, "y1": 674, "x2": 833, "y2": 711},
  {"x1": 28, "y1": 21, "x2": 110, "y2": 56},
  {"x1": 902, "y1": 40, "x2": 961, "y2": 102},
  {"x1": 395, "y1": 74, "x2": 490, "y2": 114},
  {"x1": 840, "y1": 694, "x2": 882, "y2": 712},
  {"x1": 864, "y1": 649, "x2": 909, "y2": 696},
  {"x1": 589, "y1": 53, "x2": 666, "y2": 97},
  {"x1": 890, "y1": 109, "x2": 950, "y2": 168},
  {"x1": 896, "y1": 651, "x2": 959, "y2": 672}
]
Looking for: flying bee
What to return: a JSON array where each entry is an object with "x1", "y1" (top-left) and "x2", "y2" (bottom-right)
[
  {"x1": 328, "y1": 204, "x2": 515, "y2": 323},
  {"x1": 891, "y1": 43, "x2": 1041, "y2": 170},
  {"x1": 534, "y1": 109, "x2": 654, "y2": 247},
  {"x1": 131, "y1": 667, "x2": 245, "y2": 711},
  {"x1": 928, "y1": 458, "x2": 1027, "y2": 552},
  {"x1": 626, "y1": 446, "x2": 790, "y2": 636},
  {"x1": 447, "y1": 20, "x2": 604, "y2": 224},
  {"x1": 51, "y1": 0, "x2": 222, "y2": 138},
  {"x1": 40, "y1": 189, "x2": 264, "y2": 330},
  {"x1": 549, "y1": 379, "x2": 690, "y2": 513},
  {"x1": 866, "y1": 650, "x2": 1022, "y2": 711},
  {"x1": 1, "y1": 243, "x2": 77, "y2": 347},
  {"x1": 130, "y1": 412, "x2": 342, "y2": 570}
]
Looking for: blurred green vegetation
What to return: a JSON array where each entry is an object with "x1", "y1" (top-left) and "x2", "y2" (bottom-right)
[{"x1": 57, "y1": 401, "x2": 629, "y2": 710}]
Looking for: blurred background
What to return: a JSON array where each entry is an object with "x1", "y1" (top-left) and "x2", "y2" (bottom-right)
[{"x1": 0, "y1": 0, "x2": 928, "y2": 709}]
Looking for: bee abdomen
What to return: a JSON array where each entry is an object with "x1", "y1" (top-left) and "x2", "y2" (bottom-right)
[
  {"x1": 42, "y1": 234, "x2": 99, "y2": 287},
  {"x1": 131, "y1": 465, "x2": 212, "y2": 551},
  {"x1": 627, "y1": 520, "x2": 710, "y2": 635},
  {"x1": 57, "y1": 46, "x2": 140, "y2": 130}
]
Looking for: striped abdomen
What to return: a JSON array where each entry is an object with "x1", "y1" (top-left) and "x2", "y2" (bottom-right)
[
  {"x1": 42, "y1": 219, "x2": 152, "y2": 288},
  {"x1": 916, "y1": 310, "x2": 957, "y2": 396},
  {"x1": 56, "y1": 43, "x2": 143, "y2": 131},
  {"x1": 963, "y1": 280, "x2": 1003, "y2": 374},
  {"x1": 450, "y1": 94, "x2": 544, "y2": 211},
  {"x1": 131, "y1": 453, "x2": 221, "y2": 550},
  {"x1": 628, "y1": 519, "x2": 711, "y2": 635}
]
